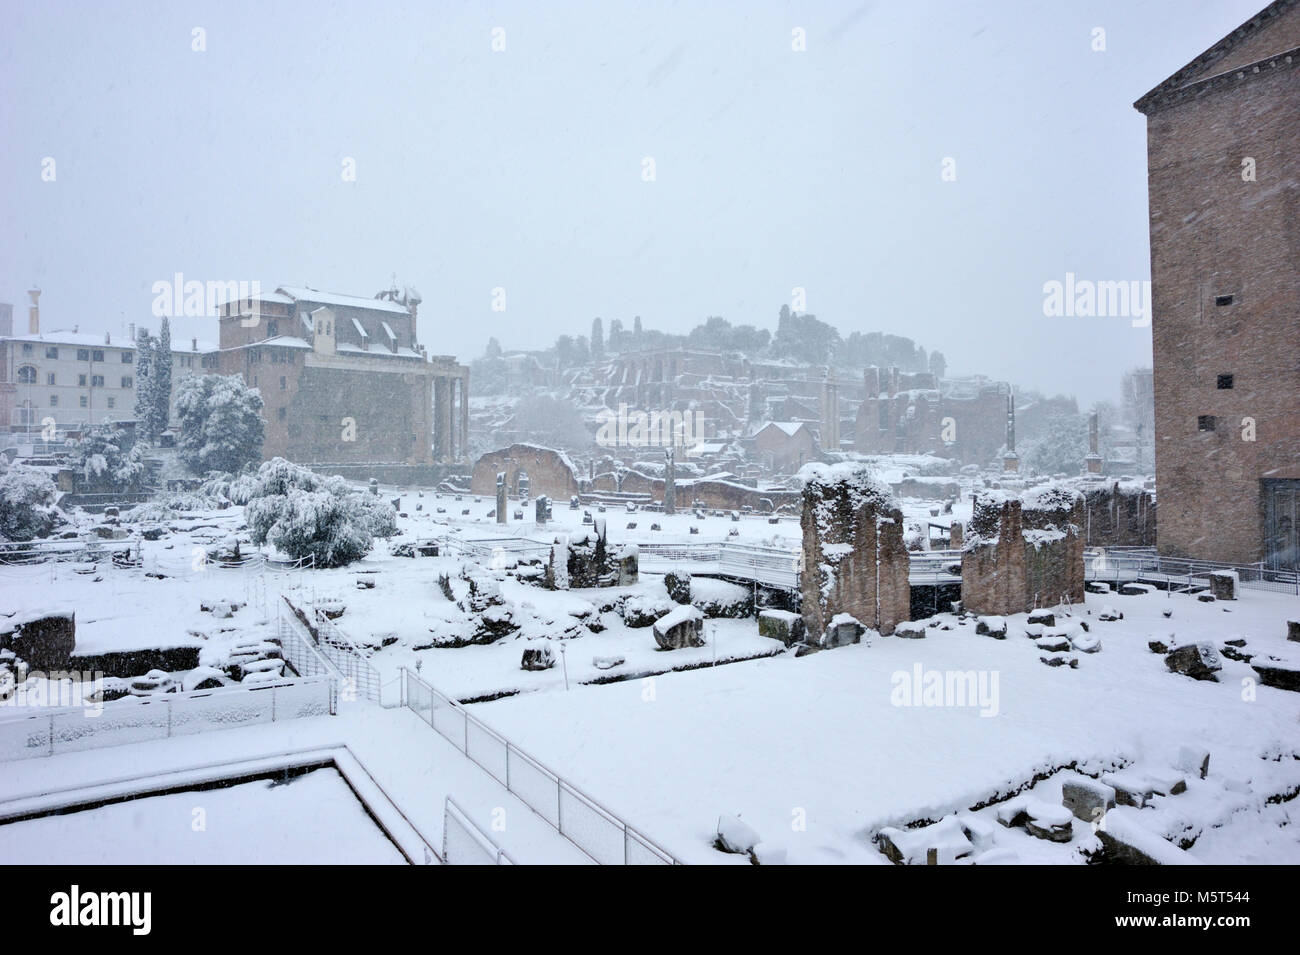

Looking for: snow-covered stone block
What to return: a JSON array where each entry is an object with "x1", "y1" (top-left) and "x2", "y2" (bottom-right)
[
  {"x1": 1095, "y1": 808, "x2": 1202, "y2": 865},
  {"x1": 1061, "y1": 777, "x2": 1116, "y2": 822},
  {"x1": 520, "y1": 643, "x2": 555, "y2": 671},
  {"x1": 975, "y1": 615, "x2": 1007, "y2": 638},
  {"x1": 1209, "y1": 570, "x2": 1238, "y2": 601},
  {"x1": 653, "y1": 605, "x2": 705, "y2": 650},
  {"x1": 758, "y1": 609, "x2": 804, "y2": 646},
  {"x1": 1071, "y1": 631, "x2": 1102, "y2": 653},
  {"x1": 1164, "y1": 642, "x2": 1221, "y2": 682},
  {"x1": 716, "y1": 814, "x2": 761, "y2": 855},
  {"x1": 822, "y1": 613, "x2": 865, "y2": 648},
  {"x1": 878, "y1": 816, "x2": 973, "y2": 865}
]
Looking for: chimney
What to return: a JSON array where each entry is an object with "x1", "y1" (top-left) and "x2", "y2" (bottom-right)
[
  {"x1": 191, "y1": 337, "x2": 197, "y2": 352},
  {"x1": 129, "y1": 322, "x2": 136, "y2": 343},
  {"x1": 27, "y1": 288, "x2": 40, "y2": 335},
  {"x1": 105, "y1": 331, "x2": 111, "y2": 345}
]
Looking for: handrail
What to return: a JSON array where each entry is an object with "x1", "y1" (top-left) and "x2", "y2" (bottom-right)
[
  {"x1": 404, "y1": 667, "x2": 679, "y2": 865},
  {"x1": 444, "y1": 795, "x2": 517, "y2": 865}
]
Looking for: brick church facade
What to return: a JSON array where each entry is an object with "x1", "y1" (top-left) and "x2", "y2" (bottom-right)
[{"x1": 213, "y1": 286, "x2": 469, "y2": 468}]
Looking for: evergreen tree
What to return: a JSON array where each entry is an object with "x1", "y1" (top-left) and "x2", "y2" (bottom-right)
[
  {"x1": 133, "y1": 329, "x2": 158, "y2": 443},
  {"x1": 633, "y1": 315, "x2": 642, "y2": 341},
  {"x1": 176, "y1": 373, "x2": 265, "y2": 473},
  {"x1": 153, "y1": 317, "x2": 173, "y2": 439},
  {"x1": 591, "y1": 318, "x2": 605, "y2": 360},
  {"x1": 484, "y1": 336, "x2": 503, "y2": 359},
  {"x1": 929, "y1": 350, "x2": 947, "y2": 380}
]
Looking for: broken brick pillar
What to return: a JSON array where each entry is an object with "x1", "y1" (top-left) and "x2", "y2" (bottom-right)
[
  {"x1": 961, "y1": 486, "x2": 1085, "y2": 616},
  {"x1": 799, "y1": 465, "x2": 910, "y2": 638}
]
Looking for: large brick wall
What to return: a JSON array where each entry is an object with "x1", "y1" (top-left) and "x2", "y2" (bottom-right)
[
  {"x1": 799, "y1": 465, "x2": 910, "y2": 637},
  {"x1": 1081, "y1": 481, "x2": 1157, "y2": 547},
  {"x1": 961, "y1": 486, "x2": 1086, "y2": 616},
  {"x1": 471, "y1": 444, "x2": 582, "y2": 500},
  {"x1": 1137, "y1": 1, "x2": 1300, "y2": 563}
]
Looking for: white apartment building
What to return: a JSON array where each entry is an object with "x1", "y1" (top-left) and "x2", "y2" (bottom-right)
[{"x1": 0, "y1": 296, "x2": 214, "y2": 436}]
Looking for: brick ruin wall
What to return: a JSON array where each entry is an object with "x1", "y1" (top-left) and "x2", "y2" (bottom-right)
[
  {"x1": 800, "y1": 466, "x2": 910, "y2": 637},
  {"x1": 960, "y1": 487, "x2": 1086, "y2": 616},
  {"x1": 1081, "y1": 482, "x2": 1156, "y2": 547}
]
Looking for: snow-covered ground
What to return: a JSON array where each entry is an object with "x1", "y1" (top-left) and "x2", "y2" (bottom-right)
[
  {"x1": 3, "y1": 470, "x2": 1297, "y2": 865},
  {"x1": 0, "y1": 766, "x2": 405, "y2": 865},
  {"x1": 465, "y1": 586, "x2": 1300, "y2": 864}
]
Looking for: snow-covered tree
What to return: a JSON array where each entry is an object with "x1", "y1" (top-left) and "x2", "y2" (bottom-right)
[
  {"x1": 1022, "y1": 409, "x2": 1088, "y2": 476},
  {"x1": 153, "y1": 317, "x2": 172, "y2": 437},
  {"x1": 133, "y1": 329, "x2": 163, "y2": 443},
  {"x1": 0, "y1": 466, "x2": 63, "y2": 541},
  {"x1": 176, "y1": 373, "x2": 264, "y2": 474},
  {"x1": 243, "y1": 458, "x2": 395, "y2": 567},
  {"x1": 69, "y1": 424, "x2": 147, "y2": 489},
  {"x1": 929, "y1": 350, "x2": 947, "y2": 381}
]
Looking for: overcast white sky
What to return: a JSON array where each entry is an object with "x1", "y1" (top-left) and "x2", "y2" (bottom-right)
[{"x1": 0, "y1": 0, "x2": 1266, "y2": 404}]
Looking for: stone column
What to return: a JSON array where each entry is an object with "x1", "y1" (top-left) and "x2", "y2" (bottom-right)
[
  {"x1": 949, "y1": 521, "x2": 963, "y2": 551},
  {"x1": 1085, "y1": 411, "x2": 1103, "y2": 474},
  {"x1": 663, "y1": 448, "x2": 676, "y2": 514},
  {"x1": 459, "y1": 370, "x2": 470, "y2": 463},
  {"x1": 496, "y1": 471, "x2": 507, "y2": 524}
]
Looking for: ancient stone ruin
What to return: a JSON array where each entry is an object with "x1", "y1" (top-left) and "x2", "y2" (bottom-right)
[
  {"x1": 545, "y1": 518, "x2": 638, "y2": 590},
  {"x1": 799, "y1": 464, "x2": 910, "y2": 639},
  {"x1": 961, "y1": 486, "x2": 1085, "y2": 617},
  {"x1": 1080, "y1": 480, "x2": 1156, "y2": 547}
]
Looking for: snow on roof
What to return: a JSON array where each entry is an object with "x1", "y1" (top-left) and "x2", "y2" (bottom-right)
[
  {"x1": 334, "y1": 343, "x2": 422, "y2": 359},
  {"x1": 350, "y1": 317, "x2": 369, "y2": 338},
  {"x1": 4, "y1": 330, "x2": 135, "y2": 348},
  {"x1": 381, "y1": 321, "x2": 398, "y2": 340},
  {"x1": 171, "y1": 339, "x2": 219, "y2": 353},
  {"x1": 759, "y1": 421, "x2": 807, "y2": 437},
  {"x1": 278, "y1": 286, "x2": 411, "y2": 315},
  {"x1": 224, "y1": 335, "x2": 313, "y2": 351}
]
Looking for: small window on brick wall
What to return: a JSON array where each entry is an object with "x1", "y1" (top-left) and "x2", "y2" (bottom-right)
[
  {"x1": 1217, "y1": 374, "x2": 1234, "y2": 389},
  {"x1": 1197, "y1": 415, "x2": 1217, "y2": 432},
  {"x1": 1214, "y1": 294, "x2": 1234, "y2": 307}
]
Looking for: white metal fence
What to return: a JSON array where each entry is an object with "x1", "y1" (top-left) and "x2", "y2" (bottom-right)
[
  {"x1": 403, "y1": 669, "x2": 677, "y2": 865},
  {"x1": 0, "y1": 675, "x2": 334, "y2": 762},
  {"x1": 443, "y1": 796, "x2": 516, "y2": 865},
  {"x1": 280, "y1": 597, "x2": 383, "y2": 703}
]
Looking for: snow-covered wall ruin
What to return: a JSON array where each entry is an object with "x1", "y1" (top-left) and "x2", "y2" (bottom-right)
[
  {"x1": 961, "y1": 485, "x2": 1085, "y2": 616},
  {"x1": 799, "y1": 464, "x2": 910, "y2": 638}
]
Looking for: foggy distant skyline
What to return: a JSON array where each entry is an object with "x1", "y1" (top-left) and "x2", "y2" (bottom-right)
[{"x1": 1, "y1": 0, "x2": 1267, "y2": 405}]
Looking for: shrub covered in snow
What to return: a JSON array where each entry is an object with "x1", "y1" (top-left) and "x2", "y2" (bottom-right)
[
  {"x1": 68, "y1": 425, "x2": 147, "y2": 490},
  {"x1": 243, "y1": 458, "x2": 396, "y2": 567},
  {"x1": 176, "y1": 373, "x2": 265, "y2": 474},
  {"x1": 0, "y1": 466, "x2": 64, "y2": 541}
]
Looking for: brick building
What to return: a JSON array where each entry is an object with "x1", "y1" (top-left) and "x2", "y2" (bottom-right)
[
  {"x1": 214, "y1": 286, "x2": 469, "y2": 468},
  {"x1": 854, "y1": 368, "x2": 1009, "y2": 466},
  {"x1": 1134, "y1": 0, "x2": 1300, "y2": 567}
]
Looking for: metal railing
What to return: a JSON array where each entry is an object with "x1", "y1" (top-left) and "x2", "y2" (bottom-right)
[
  {"x1": 443, "y1": 796, "x2": 517, "y2": 865},
  {"x1": 1084, "y1": 549, "x2": 1300, "y2": 595},
  {"x1": 279, "y1": 597, "x2": 382, "y2": 704},
  {"x1": 0, "y1": 675, "x2": 334, "y2": 762},
  {"x1": 402, "y1": 668, "x2": 677, "y2": 865}
]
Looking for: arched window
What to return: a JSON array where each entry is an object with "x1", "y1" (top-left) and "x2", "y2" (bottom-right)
[{"x1": 17, "y1": 365, "x2": 37, "y2": 384}]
